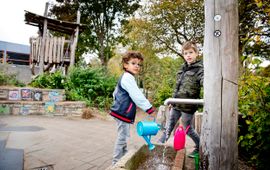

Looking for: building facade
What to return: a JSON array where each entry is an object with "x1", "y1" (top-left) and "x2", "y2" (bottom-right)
[
  {"x1": 0, "y1": 41, "x2": 30, "y2": 65},
  {"x1": 0, "y1": 41, "x2": 34, "y2": 84}
]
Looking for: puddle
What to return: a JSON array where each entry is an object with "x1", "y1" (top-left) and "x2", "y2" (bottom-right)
[{"x1": 0, "y1": 126, "x2": 45, "y2": 132}]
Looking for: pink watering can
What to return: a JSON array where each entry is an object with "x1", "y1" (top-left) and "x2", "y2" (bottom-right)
[
  {"x1": 137, "y1": 116, "x2": 161, "y2": 150},
  {"x1": 174, "y1": 125, "x2": 190, "y2": 151}
]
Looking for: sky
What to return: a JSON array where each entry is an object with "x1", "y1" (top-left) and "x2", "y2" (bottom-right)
[{"x1": 0, "y1": 0, "x2": 55, "y2": 45}]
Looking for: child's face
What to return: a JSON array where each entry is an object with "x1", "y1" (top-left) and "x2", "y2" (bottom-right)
[
  {"x1": 183, "y1": 48, "x2": 198, "y2": 65},
  {"x1": 124, "y1": 58, "x2": 142, "y2": 75}
]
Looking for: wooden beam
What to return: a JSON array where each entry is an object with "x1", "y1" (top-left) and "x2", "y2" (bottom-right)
[
  {"x1": 24, "y1": 10, "x2": 86, "y2": 35},
  {"x1": 201, "y1": 0, "x2": 239, "y2": 169},
  {"x1": 39, "y1": 2, "x2": 49, "y2": 74},
  {"x1": 53, "y1": 37, "x2": 57, "y2": 63},
  {"x1": 69, "y1": 10, "x2": 81, "y2": 67}
]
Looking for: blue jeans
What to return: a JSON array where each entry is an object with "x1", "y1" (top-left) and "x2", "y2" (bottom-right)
[
  {"x1": 112, "y1": 118, "x2": 130, "y2": 165},
  {"x1": 165, "y1": 108, "x2": 200, "y2": 149}
]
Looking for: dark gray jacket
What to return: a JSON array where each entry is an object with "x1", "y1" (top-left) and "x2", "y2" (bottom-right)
[{"x1": 173, "y1": 60, "x2": 204, "y2": 114}]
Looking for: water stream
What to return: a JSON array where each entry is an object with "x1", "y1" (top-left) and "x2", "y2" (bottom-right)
[{"x1": 136, "y1": 145, "x2": 176, "y2": 170}]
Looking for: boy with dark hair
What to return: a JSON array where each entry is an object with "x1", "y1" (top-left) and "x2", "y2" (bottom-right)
[{"x1": 110, "y1": 51, "x2": 155, "y2": 165}]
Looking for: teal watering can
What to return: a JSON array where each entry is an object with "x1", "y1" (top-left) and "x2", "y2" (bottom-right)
[{"x1": 137, "y1": 116, "x2": 161, "y2": 150}]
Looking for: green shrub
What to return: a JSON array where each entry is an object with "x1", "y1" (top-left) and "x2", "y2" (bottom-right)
[
  {"x1": 30, "y1": 71, "x2": 65, "y2": 89},
  {"x1": 29, "y1": 67, "x2": 117, "y2": 110},
  {"x1": 151, "y1": 57, "x2": 182, "y2": 107},
  {"x1": 65, "y1": 67, "x2": 117, "y2": 109},
  {"x1": 238, "y1": 72, "x2": 270, "y2": 169},
  {"x1": 152, "y1": 78, "x2": 174, "y2": 107}
]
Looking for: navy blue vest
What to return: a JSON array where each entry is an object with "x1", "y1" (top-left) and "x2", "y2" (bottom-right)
[{"x1": 110, "y1": 74, "x2": 137, "y2": 123}]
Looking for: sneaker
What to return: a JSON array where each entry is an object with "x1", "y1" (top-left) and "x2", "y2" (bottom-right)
[{"x1": 188, "y1": 149, "x2": 199, "y2": 158}]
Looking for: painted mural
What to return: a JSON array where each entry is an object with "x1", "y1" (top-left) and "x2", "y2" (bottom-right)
[
  {"x1": 20, "y1": 105, "x2": 30, "y2": 115},
  {"x1": 21, "y1": 89, "x2": 32, "y2": 100},
  {"x1": 48, "y1": 91, "x2": 61, "y2": 102},
  {"x1": 45, "y1": 102, "x2": 55, "y2": 113},
  {"x1": 33, "y1": 91, "x2": 42, "y2": 101},
  {"x1": 8, "y1": 90, "x2": 20, "y2": 100},
  {"x1": 0, "y1": 104, "x2": 10, "y2": 115}
]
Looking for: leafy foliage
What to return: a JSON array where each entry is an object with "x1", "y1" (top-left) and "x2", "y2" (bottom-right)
[
  {"x1": 259, "y1": 65, "x2": 270, "y2": 77},
  {"x1": 238, "y1": 71, "x2": 270, "y2": 169},
  {"x1": 50, "y1": 0, "x2": 141, "y2": 66},
  {"x1": 30, "y1": 67, "x2": 117, "y2": 109},
  {"x1": 122, "y1": 0, "x2": 204, "y2": 58},
  {"x1": 150, "y1": 57, "x2": 182, "y2": 106},
  {"x1": 239, "y1": 0, "x2": 270, "y2": 62},
  {"x1": 64, "y1": 67, "x2": 117, "y2": 109},
  {"x1": 29, "y1": 71, "x2": 66, "y2": 89}
]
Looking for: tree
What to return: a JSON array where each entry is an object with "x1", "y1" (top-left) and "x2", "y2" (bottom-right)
[
  {"x1": 239, "y1": 0, "x2": 270, "y2": 64},
  {"x1": 123, "y1": 0, "x2": 205, "y2": 59},
  {"x1": 50, "y1": 0, "x2": 141, "y2": 66}
]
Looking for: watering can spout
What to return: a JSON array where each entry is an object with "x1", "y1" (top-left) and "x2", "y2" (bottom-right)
[
  {"x1": 142, "y1": 135, "x2": 155, "y2": 150},
  {"x1": 136, "y1": 116, "x2": 161, "y2": 150}
]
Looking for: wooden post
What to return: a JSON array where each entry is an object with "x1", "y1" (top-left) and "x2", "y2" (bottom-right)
[
  {"x1": 3, "y1": 50, "x2": 7, "y2": 64},
  {"x1": 69, "y1": 10, "x2": 81, "y2": 67},
  {"x1": 39, "y1": 2, "x2": 49, "y2": 74},
  {"x1": 201, "y1": 0, "x2": 239, "y2": 169}
]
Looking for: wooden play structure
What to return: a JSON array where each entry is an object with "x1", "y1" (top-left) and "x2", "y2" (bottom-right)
[{"x1": 24, "y1": 2, "x2": 86, "y2": 75}]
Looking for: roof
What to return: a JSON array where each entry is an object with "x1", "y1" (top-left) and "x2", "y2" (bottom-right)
[
  {"x1": 24, "y1": 10, "x2": 87, "y2": 35},
  {"x1": 0, "y1": 41, "x2": 30, "y2": 54}
]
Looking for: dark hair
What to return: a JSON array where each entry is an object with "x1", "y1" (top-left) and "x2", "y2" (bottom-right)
[
  {"x1": 122, "y1": 51, "x2": 144, "y2": 69},
  {"x1": 182, "y1": 41, "x2": 199, "y2": 54}
]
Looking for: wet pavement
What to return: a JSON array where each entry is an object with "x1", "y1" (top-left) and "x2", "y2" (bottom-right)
[
  {"x1": 0, "y1": 114, "x2": 195, "y2": 170},
  {"x1": 0, "y1": 115, "x2": 157, "y2": 170}
]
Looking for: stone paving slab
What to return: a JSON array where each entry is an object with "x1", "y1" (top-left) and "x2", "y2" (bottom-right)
[
  {"x1": 0, "y1": 115, "x2": 196, "y2": 170},
  {"x1": 0, "y1": 148, "x2": 24, "y2": 170},
  {"x1": 0, "y1": 115, "x2": 148, "y2": 170}
]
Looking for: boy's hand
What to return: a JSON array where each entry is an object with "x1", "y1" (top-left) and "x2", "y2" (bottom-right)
[{"x1": 168, "y1": 104, "x2": 173, "y2": 111}]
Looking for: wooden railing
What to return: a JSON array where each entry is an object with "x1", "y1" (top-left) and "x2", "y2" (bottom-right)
[{"x1": 30, "y1": 36, "x2": 71, "y2": 64}]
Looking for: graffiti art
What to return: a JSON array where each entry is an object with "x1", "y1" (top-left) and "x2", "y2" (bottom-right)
[
  {"x1": 45, "y1": 101, "x2": 55, "y2": 113},
  {"x1": 8, "y1": 90, "x2": 20, "y2": 100},
  {"x1": 33, "y1": 91, "x2": 42, "y2": 101},
  {"x1": 0, "y1": 104, "x2": 10, "y2": 115},
  {"x1": 21, "y1": 89, "x2": 32, "y2": 100},
  {"x1": 48, "y1": 91, "x2": 61, "y2": 102}
]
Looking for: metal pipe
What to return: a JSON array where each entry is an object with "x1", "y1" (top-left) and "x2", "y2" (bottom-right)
[{"x1": 164, "y1": 98, "x2": 204, "y2": 105}]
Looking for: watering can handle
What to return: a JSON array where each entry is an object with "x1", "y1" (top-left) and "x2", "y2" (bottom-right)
[
  {"x1": 185, "y1": 125, "x2": 190, "y2": 133},
  {"x1": 176, "y1": 125, "x2": 190, "y2": 133},
  {"x1": 143, "y1": 115, "x2": 156, "y2": 122}
]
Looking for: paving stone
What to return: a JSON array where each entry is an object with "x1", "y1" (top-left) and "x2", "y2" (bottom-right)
[
  {"x1": 0, "y1": 115, "x2": 195, "y2": 170},
  {"x1": 0, "y1": 148, "x2": 24, "y2": 170}
]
